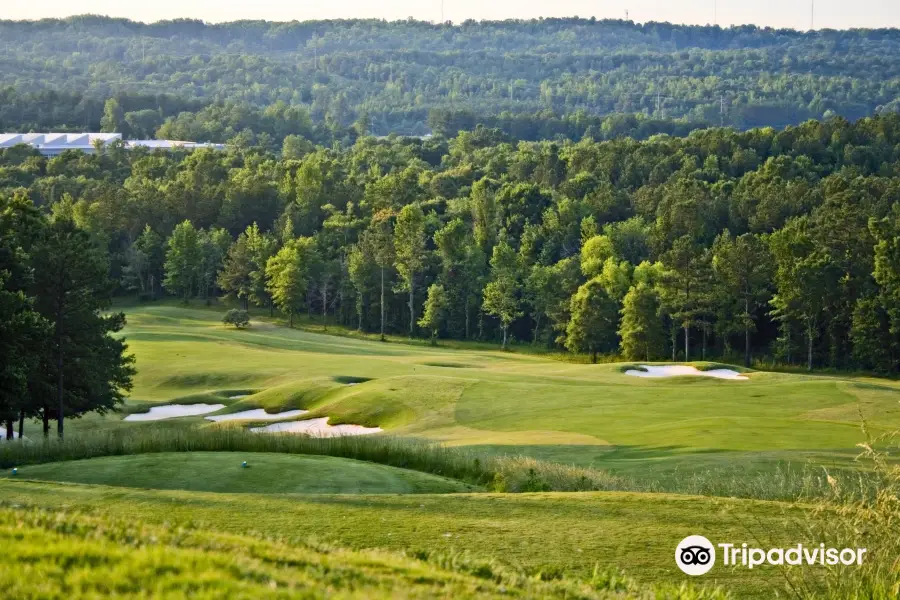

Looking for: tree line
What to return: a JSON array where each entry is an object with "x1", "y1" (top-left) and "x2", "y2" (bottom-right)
[
  {"x1": 2, "y1": 16, "x2": 900, "y2": 139},
  {"x1": 1, "y1": 192, "x2": 134, "y2": 441},
  {"x1": 5, "y1": 113, "x2": 900, "y2": 375}
]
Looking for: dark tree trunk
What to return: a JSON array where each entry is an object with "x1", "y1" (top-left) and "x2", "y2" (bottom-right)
[
  {"x1": 380, "y1": 267, "x2": 386, "y2": 341},
  {"x1": 701, "y1": 326, "x2": 707, "y2": 360},
  {"x1": 464, "y1": 302, "x2": 470, "y2": 339},
  {"x1": 532, "y1": 314, "x2": 542, "y2": 344},
  {"x1": 42, "y1": 408, "x2": 50, "y2": 437},
  {"x1": 289, "y1": 311, "x2": 294, "y2": 328},
  {"x1": 18, "y1": 409, "x2": 24, "y2": 439},
  {"x1": 5, "y1": 420, "x2": 13, "y2": 441},
  {"x1": 501, "y1": 325, "x2": 508, "y2": 350},
  {"x1": 683, "y1": 325, "x2": 689, "y2": 362},
  {"x1": 807, "y1": 323, "x2": 814, "y2": 371},
  {"x1": 591, "y1": 350, "x2": 597, "y2": 364},
  {"x1": 744, "y1": 297, "x2": 751, "y2": 367},
  {"x1": 56, "y1": 326, "x2": 64, "y2": 439},
  {"x1": 408, "y1": 273, "x2": 415, "y2": 338},
  {"x1": 322, "y1": 284, "x2": 328, "y2": 331}
]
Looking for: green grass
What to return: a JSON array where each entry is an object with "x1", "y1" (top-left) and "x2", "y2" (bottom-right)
[
  {"x1": 6, "y1": 506, "x2": 728, "y2": 600},
  {"x1": 9, "y1": 301, "x2": 900, "y2": 598},
  {"x1": 6, "y1": 452, "x2": 475, "y2": 494},
  {"x1": 60, "y1": 301, "x2": 899, "y2": 483},
  {"x1": 0, "y1": 478, "x2": 799, "y2": 598}
]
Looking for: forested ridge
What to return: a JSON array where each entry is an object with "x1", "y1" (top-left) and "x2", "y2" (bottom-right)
[
  {"x1": 3, "y1": 16, "x2": 900, "y2": 142},
  {"x1": 5, "y1": 113, "x2": 900, "y2": 382}
]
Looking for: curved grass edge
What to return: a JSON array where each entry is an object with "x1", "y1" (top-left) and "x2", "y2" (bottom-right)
[{"x1": 0, "y1": 428, "x2": 624, "y2": 494}]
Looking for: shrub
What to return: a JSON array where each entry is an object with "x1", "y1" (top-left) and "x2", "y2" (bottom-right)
[{"x1": 222, "y1": 309, "x2": 250, "y2": 329}]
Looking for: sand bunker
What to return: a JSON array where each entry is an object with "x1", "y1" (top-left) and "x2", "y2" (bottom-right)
[
  {"x1": 624, "y1": 365, "x2": 748, "y2": 380},
  {"x1": 0, "y1": 431, "x2": 22, "y2": 441},
  {"x1": 206, "y1": 408, "x2": 309, "y2": 422},
  {"x1": 124, "y1": 403, "x2": 226, "y2": 421},
  {"x1": 228, "y1": 394, "x2": 249, "y2": 399},
  {"x1": 251, "y1": 417, "x2": 382, "y2": 437}
]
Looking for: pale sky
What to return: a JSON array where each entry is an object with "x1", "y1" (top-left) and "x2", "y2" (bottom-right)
[{"x1": 3, "y1": 1, "x2": 900, "y2": 30}]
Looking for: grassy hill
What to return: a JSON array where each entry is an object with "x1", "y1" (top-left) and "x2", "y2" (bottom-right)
[
  {"x1": 7, "y1": 452, "x2": 475, "y2": 494},
  {"x1": 52, "y1": 301, "x2": 896, "y2": 484},
  {"x1": 6, "y1": 505, "x2": 726, "y2": 600},
  {"x1": 6, "y1": 301, "x2": 898, "y2": 599}
]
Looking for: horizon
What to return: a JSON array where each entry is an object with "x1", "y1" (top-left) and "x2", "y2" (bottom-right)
[{"x1": 4, "y1": 1, "x2": 900, "y2": 31}]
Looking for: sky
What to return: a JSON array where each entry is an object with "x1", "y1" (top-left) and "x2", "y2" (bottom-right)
[{"x1": 3, "y1": 0, "x2": 900, "y2": 30}]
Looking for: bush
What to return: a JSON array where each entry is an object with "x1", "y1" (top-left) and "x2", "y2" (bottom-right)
[{"x1": 222, "y1": 309, "x2": 250, "y2": 329}]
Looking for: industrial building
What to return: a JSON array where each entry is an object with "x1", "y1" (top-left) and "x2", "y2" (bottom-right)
[{"x1": 0, "y1": 133, "x2": 226, "y2": 156}]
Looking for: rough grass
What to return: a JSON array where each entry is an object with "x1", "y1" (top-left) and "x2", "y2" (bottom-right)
[{"x1": 2, "y1": 506, "x2": 736, "y2": 599}]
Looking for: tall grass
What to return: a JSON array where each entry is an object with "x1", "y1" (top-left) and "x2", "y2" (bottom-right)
[
  {"x1": 739, "y1": 417, "x2": 900, "y2": 599},
  {"x1": 0, "y1": 427, "x2": 623, "y2": 493}
]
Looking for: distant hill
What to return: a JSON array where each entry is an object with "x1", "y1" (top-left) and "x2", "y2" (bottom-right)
[{"x1": 1, "y1": 16, "x2": 899, "y2": 139}]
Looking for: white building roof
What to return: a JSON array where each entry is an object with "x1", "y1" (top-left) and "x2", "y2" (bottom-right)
[
  {"x1": 0, "y1": 133, "x2": 122, "y2": 151},
  {"x1": 0, "y1": 133, "x2": 224, "y2": 155}
]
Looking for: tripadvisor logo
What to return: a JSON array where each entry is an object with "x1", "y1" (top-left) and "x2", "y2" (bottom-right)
[
  {"x1": 676, "y1": 535, "x2": 716, "y2": 575},
  {"x1": 675, "y1": 535, "x2": 867, "y2": 575}
]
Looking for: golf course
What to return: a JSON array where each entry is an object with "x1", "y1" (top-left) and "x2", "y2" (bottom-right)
[{"x1": 2, "y1": 302, "x2": 898, "y2": 599}]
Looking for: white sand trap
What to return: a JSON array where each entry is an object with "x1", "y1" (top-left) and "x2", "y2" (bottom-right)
[
  {"x1": 251, "y1": 417, "x2": 382, "y2": 437},
  {"x1": 228, "y1": 394, "x2": 249, "y2": 399},
  {"x1": 624, "y1": 365, "x2": 748, "y2": 380},
  {"x1": 206, "y1": 408, "x2": 309, "y2": 422},
  {"x1": 124, "y1": 403, "x2": 226, "y2": 421},
  {"x1": 0, "y1": 431, "x2": 22, "y2": 440}
]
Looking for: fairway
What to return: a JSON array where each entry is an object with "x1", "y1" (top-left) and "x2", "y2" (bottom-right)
[
  {"x1": 7, "y1": 452, "x2": 474, "y2": 494},
  {"x1": 7, "y1": 302, "x2": 896, "y2": 599},
  {"x1": 72, "y1": 302, "x2": 898, "y2": 479}
]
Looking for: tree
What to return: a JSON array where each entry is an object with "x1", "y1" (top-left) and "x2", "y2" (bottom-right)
[
  {"x1": 565, "y1": 278, "x2": 620, "y2": 363},
  {"x1": 769, "y1": 217, "x2": 841, "y2": 370},
  {"x1": 132, "y1": 225, "x2": 165, "y2": 298},
  {"x1": 0, "y1": 192, "x2": 48, "y2": 440},
  {"x1": 218, "y1": 233, "x2": 254, "y2": 310},
  {"x1": 222, "y1": 309, "x2": 250, "y2": 329},
  {"x1": 265, "y1": 237, "x2": 318, "y2": 327},
  {"x1": 394, "y1": 204, "x2": 428, "y2": 337},
  {"x1": 348, "y1": 239, "x2": 378, "y2": 332},
  {"x1": 31, "y1": 217, "x2": 135, "y2": 438},
  {"x1": 198, "y1": 227, "x2": 231, "y2": 303},
  {"x1": 712, "y1": 231, "x2": 773, "y2": 367},
  {"x1": 245, "y1": 223, "x2": 278, "y2": 314},
  {"x1": 369, "y1": 210, "x2": 395, "y2": 341},
  {"x1": 163, "y1": 220, "x2": 201, "y2": 303},
  {"x1": 418, "y1": 284, "x2": 449, "y2": 345},
  {"x1": 482, "y1": 242, "x2": 522, "y2": 349},
  {"x1": 619, "y1": 283, "x2": 666, "y2": 361},
  {"x1": 658, "y1": 235, "x2": 712, "y2": 362},
  {"x1": 100, "y1": 98, "x2": 126, "y2": 134},
  {"x1": 434, "y1": 218, "x2": 486, "y2": 339}
]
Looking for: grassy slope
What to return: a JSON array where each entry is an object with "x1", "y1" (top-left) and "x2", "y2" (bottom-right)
[
  {"x1": 3, "y1": 507, "x2": 659, "y2": 600},
  {"x1": 6, "y1": 452, "x2": 475, "y2": 494},
  {"x1": 56, "y1": 302, "x2": 898, "y2": 480},
  {"x1": 0, "y1": 478, "x2": 808, "y2": 598}
]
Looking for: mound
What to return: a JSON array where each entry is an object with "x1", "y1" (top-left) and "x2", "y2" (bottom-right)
[
  {"x1": 1, "y1": 507, "x2": 627, "y2": 600},
  {"x1": 9, "y1": 452, "x2": 473, "y2": 494}
]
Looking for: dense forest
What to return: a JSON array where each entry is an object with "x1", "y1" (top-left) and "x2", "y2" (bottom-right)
[
  {"x1": 5, "y1": 113, "x2": 900, "y2": 389},
  {"x1": 3, "y1": 16, "x2": 900, "y2": 142}
]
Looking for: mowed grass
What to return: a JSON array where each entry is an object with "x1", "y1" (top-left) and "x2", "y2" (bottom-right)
[
  {"x1": 6, "y1": 452, "x2": 474, "y2": 494},
  {"x1": 0, "y1": 478, "x2": 811, "y2": 598},
  {"x1": 58, "y1": 301, "x2": 900, "y2": 479}
]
